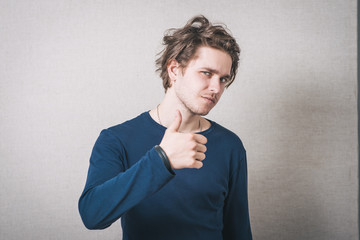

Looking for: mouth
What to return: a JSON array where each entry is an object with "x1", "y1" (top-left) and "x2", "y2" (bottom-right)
[{"x1": 202, "y1": 96, "x2": 216, "y2": 104}]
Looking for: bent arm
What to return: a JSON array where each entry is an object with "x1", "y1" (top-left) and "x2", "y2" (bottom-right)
[{"x1": 78, "y1": 129, "x2": 174, "y2": 230}]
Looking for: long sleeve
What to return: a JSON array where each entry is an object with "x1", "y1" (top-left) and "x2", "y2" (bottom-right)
[
  {"x1": 78, "y1": 129, "x2": 175, "y2": 230},
  {"x1": 222, "y1": 145, "x2": 252, "y2": 240}
]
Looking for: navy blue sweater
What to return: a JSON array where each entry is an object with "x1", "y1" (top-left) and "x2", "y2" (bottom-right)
[{"x1": 79, "y1": 112, "x2": 252, "y2": 240}]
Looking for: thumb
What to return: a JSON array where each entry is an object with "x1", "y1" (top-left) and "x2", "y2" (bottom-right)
[{"x1": 167, "y1": 110, "x2": 182, "y2": 132}]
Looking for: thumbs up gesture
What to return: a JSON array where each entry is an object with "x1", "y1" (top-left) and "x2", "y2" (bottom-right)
[{"x1": 159, "y1": 110, "x2": 208, "y2": 169}]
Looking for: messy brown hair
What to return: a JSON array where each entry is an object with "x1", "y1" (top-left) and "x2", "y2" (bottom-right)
[{"x1": 156, "y1": 15, "x2": 240, "y2": 91}]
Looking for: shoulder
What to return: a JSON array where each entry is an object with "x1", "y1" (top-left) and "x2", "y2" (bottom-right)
[
  {"x1": 106, "y1": 112, "x2": 148, "y2": 135},
  {"x1": 210, "y1": 121, "x2": 245, "y2": 152},
  {"x1": 96, "y1": 112, "x2": 149, "y2": 144}
]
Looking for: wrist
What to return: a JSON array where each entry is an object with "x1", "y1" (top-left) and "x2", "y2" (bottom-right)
[{"x1": 154, "y1": 145, "x2": 175, "y2": 175}]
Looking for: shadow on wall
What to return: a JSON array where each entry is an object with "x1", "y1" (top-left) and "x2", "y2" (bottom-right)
[{"x1": 252, "y1": 74, "x2": 353, "y2": 239}]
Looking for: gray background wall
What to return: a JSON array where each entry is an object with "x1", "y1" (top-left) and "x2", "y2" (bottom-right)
[{"x1": 0, "y1": 0, "x2": 357, "y2": 239}]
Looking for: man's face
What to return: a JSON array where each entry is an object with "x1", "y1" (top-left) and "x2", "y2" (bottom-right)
[{"x1": 174, "y1": 46, "x2": 232, "y2": 116}]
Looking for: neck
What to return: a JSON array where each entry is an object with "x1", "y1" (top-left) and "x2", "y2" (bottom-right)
[{"x1": 150, "y1": 88, "x2": 204, "y2": 133}]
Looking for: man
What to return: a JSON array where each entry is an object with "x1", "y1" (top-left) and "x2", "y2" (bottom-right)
[{"x1": 79, "y1": 15, "x2": 252, "y2": 240}]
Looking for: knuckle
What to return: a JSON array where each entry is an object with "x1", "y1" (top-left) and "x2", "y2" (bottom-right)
[
  {"x1": 187, "y1": 134, "x2": 195, "y2": 141},
  {"x1": 191, "y1": 161, "x2": 198, "y2": 168},
  {"x1": 187, "y1": 160, "x2": 196, "y2": 168},
  {"x1": 189, "y1": 142, "x2": 197, "y2": 150}
]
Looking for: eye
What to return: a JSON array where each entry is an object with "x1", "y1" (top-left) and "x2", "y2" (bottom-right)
[
  {"x1": 220, "y1": 77, "x2": 229, "y2": 83},
  {"x1": 201, "y1": 71, "x2": 211, "y2": 76}
]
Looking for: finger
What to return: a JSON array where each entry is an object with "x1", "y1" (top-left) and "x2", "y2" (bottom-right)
[
  {"x1": 196, "y1": 144, "x2": 207, "y2": 153},
  {"x1": 167, "y1": 110, "x2": 182, "y2": 132},
  {"x1": 193, "y1": 134, "x2": 207, "y2": 144},
  {"x1": 195, "y1": 152, "x2": 206, "y2": 161},
  {"x1": 192, "y1": 160, "x2": 203, "y2": 169}
]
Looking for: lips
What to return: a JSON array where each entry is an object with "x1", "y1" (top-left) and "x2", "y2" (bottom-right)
[{"x1": 202, "y1": 96, "x2": 216, "y2": 104}]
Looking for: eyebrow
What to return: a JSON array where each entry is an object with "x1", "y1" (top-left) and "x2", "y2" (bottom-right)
[{"x1": 202, "y1": 67, "x2": 231, "y2": 79}]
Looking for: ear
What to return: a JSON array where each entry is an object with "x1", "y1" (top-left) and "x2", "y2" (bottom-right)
[{"x1": 167, "y1": 59, "x2": 181, "y2": 84}]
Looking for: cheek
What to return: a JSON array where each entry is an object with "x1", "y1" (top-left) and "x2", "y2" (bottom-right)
[
  {"x1": 217, "y1": 88, "x2": 225, "y2": 98},
  {"x1": 178, "y1": 73, "x2": 208, "y2": 93}
]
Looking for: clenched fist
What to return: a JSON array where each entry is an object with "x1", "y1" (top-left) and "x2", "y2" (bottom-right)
[{"x1": 159, "y1": 110, "x2": 207, "y2": 169}]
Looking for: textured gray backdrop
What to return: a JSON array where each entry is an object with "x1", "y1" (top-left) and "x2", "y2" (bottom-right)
[{"x1": 0, "y1": 0, "x2": 357, "y2": 239}]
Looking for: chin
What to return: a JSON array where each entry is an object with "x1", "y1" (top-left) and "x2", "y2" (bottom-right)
[
  {"x1": 192, "y1": 106, "x2": 213, "y2": 116},
  {"x1": 183, "y1": 99, "x2": 216, "y2": 116}
]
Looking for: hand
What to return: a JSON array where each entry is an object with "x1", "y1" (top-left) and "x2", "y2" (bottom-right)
[{"x1": 159, "y1": 110, "x2": 207, "y2": 169}]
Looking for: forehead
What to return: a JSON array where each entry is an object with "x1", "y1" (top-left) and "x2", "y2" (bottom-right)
[{"x1": 187, "y1": 46, "x2": 232, "y2": 75}]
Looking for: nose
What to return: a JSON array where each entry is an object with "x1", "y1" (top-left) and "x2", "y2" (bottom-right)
[{"x1": 208, "y1": 77, "x2": 221, "y2": 94}]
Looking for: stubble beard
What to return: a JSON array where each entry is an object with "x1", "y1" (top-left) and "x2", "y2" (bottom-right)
[{"x1": 176, "y1": 91, "x2": 214, "y2": 116}]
